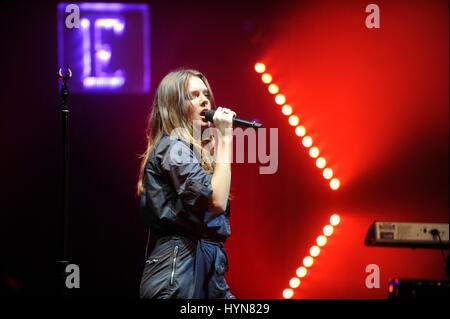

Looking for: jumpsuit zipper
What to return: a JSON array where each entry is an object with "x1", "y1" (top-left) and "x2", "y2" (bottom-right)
[{"x1": 170, "y1": 245, "x2": 179, "y2": 286}]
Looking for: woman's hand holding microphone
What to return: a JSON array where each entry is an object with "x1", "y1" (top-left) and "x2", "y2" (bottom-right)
[{"x1": 212, "y1": 107, "x2": 236, "y2": 140}]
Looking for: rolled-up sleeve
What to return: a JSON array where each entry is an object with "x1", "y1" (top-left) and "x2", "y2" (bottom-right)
[{"x1": 159, "y1": 137, "x2": 213, "y2": 217}]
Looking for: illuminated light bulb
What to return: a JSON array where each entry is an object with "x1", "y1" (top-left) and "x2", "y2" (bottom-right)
[
  {"x1": 97, "y1": 49, "x2": 111, "y2": 61},
  {"x1": 330, "y1": 178, "x2": 340, "y2": 190},
  {"x1": 389, "y1": 284, "x2": 394, "y2": 294},
  {"x1": 289, "y1": 277, "x2": 301, "y2": 289},
  {"x1": 323, "y1": 168, "x2": 333, "y2": 179},
  {"x1": 282, "y1": 288, "x2": 294, "y2": 299},
  {"x1": 309, "y1": 147, "x2": 319, "y2": 158},
  {"x1": 295, "y1": 126, "x2": 306, "y2": 137},
  {"x1": 81, "y1": 18, "x2": 90, "y2": 28},
  {"x1": 289, "y1": 115, "x2": 299, "y2": 126},
  {"x1": 323, "y1": 225, "x2": 334, "y2": 236},
  {"x1": 302, "y1": 136, "x2": 313, "y2": 147},
  {"x1": 316, "y1": 235, "x2": 327, "y2": 247},
  {"x1": 254, "y1": 63, "x2": 266, "y2": 73},
  {"x1": 114, "y1": 22, "x2": 125, "y2": 34},
  {"x1": 275, "y1": 94, "x2": 286, "y2": 105},
  {"x1": 296, "y1": 267, "x2": 307, "y2": 278},
  {"x1": 316, "y1": 157, "x2": 326, "y2": 169},
  {"x1": 330, "y1": 214, "x2": 340, "y2": 226},
  {"x1": 84, "y1": 77, "x2": 95, "y2": 86},
  {"x1": 310, "y1": 245, "x2": 320, "y2": 257},
  {"x1": 97, "y1": 18, "x2": 115, "y2": 28},
  {"x1": 282, "y1": 105, "x2": 292, "y2": 115},
  {"x1": 268, "y1": 84, "x2": 279, "y2": 94},
  {"x1": 303, "y1": 256, "x2": 314, "y2": 267},
  {"x1": 261, "y1": 73, "x2": 272, "y2": 83}
]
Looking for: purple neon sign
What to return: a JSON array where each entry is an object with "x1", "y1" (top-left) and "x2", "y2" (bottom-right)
[
  {"x1": 81, "y1": 17, "x2": 126, "y2": 88},
  {"x1": 57, "y1": 3, "x2": 150, "y2": 93}
]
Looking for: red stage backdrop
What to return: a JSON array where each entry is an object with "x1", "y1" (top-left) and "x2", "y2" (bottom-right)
[{"x1": 225, "y1": 0, "x2": 449, "y2": 298}]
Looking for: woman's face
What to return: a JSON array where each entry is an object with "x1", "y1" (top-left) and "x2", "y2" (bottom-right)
[{"x1": 187, "y1": 76, "x2": 211, "y2": 131}]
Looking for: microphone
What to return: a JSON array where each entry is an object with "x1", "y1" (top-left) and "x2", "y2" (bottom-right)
[{"x1": 205, "y1": 110, "x2": 263, "y2": 128}]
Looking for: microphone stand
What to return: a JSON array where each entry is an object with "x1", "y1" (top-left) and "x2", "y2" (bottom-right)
[{"x1": 56, "y1": 68, "x2": 72, "y2": 298}]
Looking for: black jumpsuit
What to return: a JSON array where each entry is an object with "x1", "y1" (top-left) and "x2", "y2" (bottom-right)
[{"x1": 139, "y1": 135, "x2": 234, "y2": 299}]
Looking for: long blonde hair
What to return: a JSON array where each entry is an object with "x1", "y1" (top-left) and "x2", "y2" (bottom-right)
[{"x1": 137, "y1": 69, "x2": 216, "y2": 196}]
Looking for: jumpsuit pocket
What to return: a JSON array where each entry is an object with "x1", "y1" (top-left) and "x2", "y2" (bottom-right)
[{"x1": 169, "y1": 245, "x2": 179, "y2": 286}]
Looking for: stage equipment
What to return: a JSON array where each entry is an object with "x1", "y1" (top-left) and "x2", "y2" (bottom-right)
[
  {"x1": 388, "y1": 278, "x2": 449, "y2": 299},
  {"x1": 365, "y1": 221, "x2": 449, "y2": 249},
  {"x1": 56, "y1": 68, "x2": 72, "y2": 298}
]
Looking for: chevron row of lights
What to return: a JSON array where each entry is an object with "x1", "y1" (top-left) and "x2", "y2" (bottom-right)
[
  {"x1": 282, "y1": 213, "x2": 341, "y2": 299},
  {"x1": 253, "y1": 62, "x2": 343, "y2": 299},
  {"x1": 254, "y1": 62, "x2": 340, "y2": 191}
]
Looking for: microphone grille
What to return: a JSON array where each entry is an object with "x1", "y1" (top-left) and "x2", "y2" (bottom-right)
[{"x1": 205, "y1": 109, "x2": 215, "y2": 122}]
